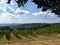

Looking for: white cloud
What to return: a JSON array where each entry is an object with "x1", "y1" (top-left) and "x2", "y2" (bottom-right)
[
  {"x1": 32, "y1": 11, "x2": 48, "y2": 16},
  {"x1": 0, "y1": 6, "x2": 7, "y2": 12},
  {"x1": 14, "y1": 8, "x2": 29, "y2": 14},
  {"x1": 0, "y1": 0, "x2": 7, "y2": 3},
  {"x1": 10, "y1": 0, "x2": 15, "y2": 5},
  {"x1": 0, "y1": 0, "x2": 60, "y2": 24},
  {"x1": 0, "y1": 12, "x2": 14, "y2": 17}
]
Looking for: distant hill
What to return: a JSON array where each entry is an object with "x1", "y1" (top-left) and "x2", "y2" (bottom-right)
[{"x1": 0, "y1": 23, "x2": 51, "y2": 27}]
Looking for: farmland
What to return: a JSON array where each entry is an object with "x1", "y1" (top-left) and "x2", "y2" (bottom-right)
[{"x1": 0, "y1": 23, "x2": 60, "y2": 45}]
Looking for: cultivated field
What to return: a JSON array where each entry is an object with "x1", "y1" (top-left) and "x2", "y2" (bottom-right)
[{"x1": 0, "y1": 23, "x2": 60, "y2": 45}]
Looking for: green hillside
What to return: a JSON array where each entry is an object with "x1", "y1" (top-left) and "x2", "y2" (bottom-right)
[
  {"x1": 0, "y1": 23, "x2": 60, "y2": 44},
  {"x1": 13, "y1": 23, "x2": 60, "y2": 35}
]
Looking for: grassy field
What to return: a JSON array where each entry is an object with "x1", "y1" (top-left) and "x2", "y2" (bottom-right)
[{"x1": 0, "y1": 23, "x2": 60, "y2": 45}]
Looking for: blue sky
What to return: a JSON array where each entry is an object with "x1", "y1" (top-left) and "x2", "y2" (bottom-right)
[{"x1": 0, "y1": 0, "x2": 60, "y2": 23}]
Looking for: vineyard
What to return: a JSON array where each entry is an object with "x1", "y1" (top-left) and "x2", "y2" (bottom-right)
[{"x1": 0, "y1": 23, "x2": 60, "y2": 44}]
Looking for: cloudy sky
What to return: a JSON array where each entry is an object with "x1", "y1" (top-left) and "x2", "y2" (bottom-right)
[{"x1": 0, "y1": 0, "x2": 60, "y2": 23}]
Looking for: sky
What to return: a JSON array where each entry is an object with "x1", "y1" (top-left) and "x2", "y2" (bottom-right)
[{"x1": 0, "y1": 0, "x2": 60, "y2": 23}]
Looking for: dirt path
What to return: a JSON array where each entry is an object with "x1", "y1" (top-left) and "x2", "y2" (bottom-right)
[{"x1": 2, "y1": 39, "x2": 60, "y2": 45}]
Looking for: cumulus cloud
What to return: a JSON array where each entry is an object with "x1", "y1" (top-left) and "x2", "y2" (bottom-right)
[
  {"x1": 32, "y1": 10, "x2": 50, "y2": 16},
  {"x1": 14, "y1": 8, "x2": 29, "y2": 14},
  {"x1": 0, "y1": 0, "x2": 7, "y2": 3},
  {"x1": 0, "y1": 0, "x2": 60, "y2": 23}
]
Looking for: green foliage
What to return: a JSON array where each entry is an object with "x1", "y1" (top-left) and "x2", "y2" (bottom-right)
[{"x1": 33, "y1": 0, "x2": 60, "y2": 16}]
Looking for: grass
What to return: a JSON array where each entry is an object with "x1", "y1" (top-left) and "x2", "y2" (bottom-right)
[
  {"x1": 12, "y1": 24, "x2": 60, "y2": 35},
  {"x1": 0, "y1": 23, "x2": 60, "y2": 44}
]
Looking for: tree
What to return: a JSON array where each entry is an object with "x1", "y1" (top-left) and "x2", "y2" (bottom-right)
[
  {"x1": 32, "y1": 0, "x2": 60, "y2": 16},
  {"x1": 7, "y1": 0, "x2": 28, "y2": 7},
  {"x1": 7, "y1": 0, "x2": 60, "y2": 16}
]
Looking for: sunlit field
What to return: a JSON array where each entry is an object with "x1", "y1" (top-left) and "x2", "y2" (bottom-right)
[{"x1": 0, "y1": 23, "x2": 60, "y2": 45}]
